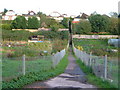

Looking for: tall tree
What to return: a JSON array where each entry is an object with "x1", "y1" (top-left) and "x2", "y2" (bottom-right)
[
  {"x1": 11, "y1": 16, "x2": 27, "y2": 29},
  {"x1": 88, "y1": 14, "x2": 110, "y2": 33},
  {"x1": 28, "y1": 16, "x2": 39, "y2": 29},
  {"x1": 2, "y1": 8, "x2": 8, "y2": 15},
  {"x1": 28, "y1": 17, "x2": 33, "y2": 29}
]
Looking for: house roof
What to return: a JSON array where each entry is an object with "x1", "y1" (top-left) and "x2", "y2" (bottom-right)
[
  {"x1": 22, "y1": 11, "x2": 37, "y2": 17},
  {"x1": 81, "y1": 13, "x2": 89, "y2": 19},
  {"x1": 72, "y1": 21, "x2": 80, "y2": 23},
  {"x1": 75, "y1": 15, "x2": 81, "y2": 18},
  {"x1": 28, "y1": 11, "x2": 36, "y2": 15}
]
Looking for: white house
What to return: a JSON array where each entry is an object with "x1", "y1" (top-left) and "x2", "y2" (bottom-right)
[
  {"x1": 2, "y1": 10, "x2": 17, "y2": 20},
  {"x1": 48, "y1": 11, "x2": 64, "y2": 22}
]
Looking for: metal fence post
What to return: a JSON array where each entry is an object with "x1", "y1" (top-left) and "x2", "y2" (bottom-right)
[
  {"x1": 104, "y1": 55, "x2": 107, "y2": 79},
  {"x1": 89, "y1": 52, "x2": 92, "y2": 67},
  {"x1": 22, "y1": 54, "x2": 25, "y2": 75}
]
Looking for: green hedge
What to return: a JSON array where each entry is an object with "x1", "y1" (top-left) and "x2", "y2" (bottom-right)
[{"x1": 2, "y1": 53, "x2": 68, "y2": 88}]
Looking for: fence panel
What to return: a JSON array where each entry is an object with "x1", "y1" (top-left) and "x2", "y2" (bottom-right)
[
  {"x1": 91, "y1": 55, "x2": 104, "y2": 78},
  {"x1": 2, "y1": 57, "x2": 23, "y2": 81},
  {"x1": 25, "y1": 56, "x2": 53, "y2": 74},
  {"x1": 52, "y1": 49, "x2": 66, "y2": 68},
  {"x1": 107, "y1": 57, "x2": 118, "y2": 87},
  {"x1": 73, "y1": 45, "x2": 118, "y2": 87},
  {"x1": 2, "y1": 49, "x2": 66, "y2": 81}
]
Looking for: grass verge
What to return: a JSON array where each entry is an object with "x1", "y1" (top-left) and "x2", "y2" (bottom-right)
[{"x1": 2, "y1": 53, "x2": 69, "y2": 88}]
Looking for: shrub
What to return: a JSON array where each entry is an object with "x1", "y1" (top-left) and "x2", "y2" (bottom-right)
[
  {"x1": 2, "y1": 20, "x2": 13, "y2": 24},
  {"x1": 50, "y1": 24, "x2": 59, "y2": 32},
  {"x1": 74, "y1": 20, "x2": 92, "y2": 34},
  {"x1": 76, "y1": 46, "x2": 83, "y2": 51},
  {"x1": 2, "y1": 24, "x2": 12, "y2": 30}
]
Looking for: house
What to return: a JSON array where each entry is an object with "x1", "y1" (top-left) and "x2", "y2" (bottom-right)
[
  {"x1": 23, "y1": 11, "x2": 40, "y2": 20},
  {"x1": 2, "y1": 10, "x2": 17, "y2": 20},
  {"x1": 72, "y1": 13, "x2": 89, "y2": 24},
  {"x1": 48, "y1": 11, "x2": 64, "y2": 22},
  {"x1": 81, "y1": 13, "x2": 89, "y2": 19},
  {"x1": 62, "y1": 14, "x2": 69, "y2": 18},
  {"x1": 72, "y1": 15, "x2": 81, "y2": 23}
]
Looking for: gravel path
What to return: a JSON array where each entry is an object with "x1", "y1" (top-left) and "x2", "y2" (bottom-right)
[{"x1": 24, "y1": 48, "x2": 96, "y2": 88}]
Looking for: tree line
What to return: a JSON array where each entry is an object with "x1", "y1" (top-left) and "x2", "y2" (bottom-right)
[
  {"x1": 73, "y1": 14, "x2": 119, "y2": 35},
  {"x1": 1, "y1": 11, "x2": 66, "y2": 31},
  {"x1": 12, "y1": 16, "x2": 39, "y2": 29}
]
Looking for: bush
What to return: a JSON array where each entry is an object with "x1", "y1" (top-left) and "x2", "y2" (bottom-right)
[
  {"x1": 2, "y1": 24, "x2": 12, "y2": 30},
  {"x1": 74, "y1": 20, "x2": 92, "y2": 34},
  {"x1": 33, "y1": 31, "x2": 69, "y2": 40},
  {"x1": 50, "y1": 24, "x2": 59, "y2": 32},
  {"x1": 2, "y1": 30, "x2": 32, "y2": 41},
  {"x1": 108, "y1": 18, "x2": 118, "y2": 35},
  {"x1": 2, "y1": 20, "x2": 13, "y2": 24}
]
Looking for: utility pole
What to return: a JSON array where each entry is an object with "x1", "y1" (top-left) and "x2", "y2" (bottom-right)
[{"x1": 69, "y1": 20, "x2": 72, "y2": 47}]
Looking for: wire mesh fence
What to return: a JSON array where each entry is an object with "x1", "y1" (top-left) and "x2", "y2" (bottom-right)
[
  {"x1": 107, "y1": 57, "x2": 118, "y2": 87},
  {"x1": 73, "y1": 45, "x2": 118, "y2": 87},
  {"x1": 2, "y1": 49, "x2": 66, "y2": 82}
]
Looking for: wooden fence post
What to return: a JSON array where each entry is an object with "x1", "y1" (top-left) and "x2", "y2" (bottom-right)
[
  {"x1": 104, "y1": 55, "x2": 107, "y2": 79},
  {"x1": 22, "y1": 54, "x2": 25, "y2": 75}
]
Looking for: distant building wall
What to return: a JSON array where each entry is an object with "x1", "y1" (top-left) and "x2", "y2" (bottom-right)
[{"x1": 73, "y1": 35, "x2": 118, "y2": 39}]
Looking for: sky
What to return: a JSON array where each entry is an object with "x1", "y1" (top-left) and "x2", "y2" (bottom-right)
[{"x1": 0, "y1": 0, "x2": 119, "y2": 16}]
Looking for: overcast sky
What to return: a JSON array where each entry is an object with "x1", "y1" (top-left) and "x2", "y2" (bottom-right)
[{"x1": 0, "y1": 0, "x2": 119, "y2": 16}]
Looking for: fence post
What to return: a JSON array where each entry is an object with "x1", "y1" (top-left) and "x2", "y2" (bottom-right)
[
  {"x1": 22, "y1": 54, "x2": 25, "y2": 75},
  {"x1": 89, "y1": 52, "x2": 92, "y2": 67},
  {"x1": 104, "y1": 55, "x2": 107, "y2": 79}
]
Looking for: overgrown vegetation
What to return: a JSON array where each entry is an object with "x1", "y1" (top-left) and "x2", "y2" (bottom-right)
[
  {"x1": 73, "y1": 38, "x2": 118, "y2": 57},
  {"x1": 2, "y1": 53, "x2": 68, "y2": 88},
  {"x1": 2, "y1": 39, "x2": 68, "y2": 57},
  {"x1": 2, "y1": 29, "x2": 69, "y2": 41},
  {"x1": 52, "y1": 39, "x2": 68, "y2": 53},
  {"x1": 73, "y1": 20, "x2": 92, "y2": 34}
]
